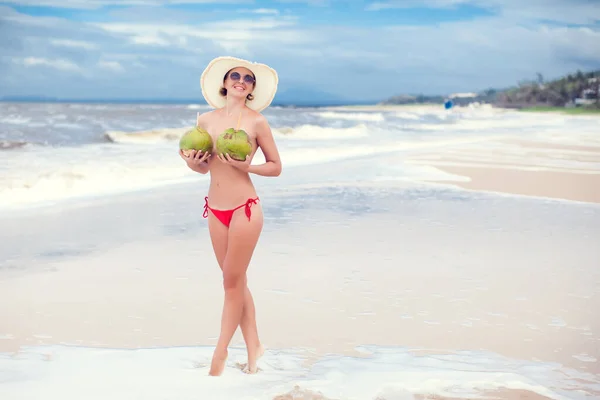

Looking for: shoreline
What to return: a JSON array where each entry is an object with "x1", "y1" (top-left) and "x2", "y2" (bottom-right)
[
  {"x1": 408, "y1": 137, "x2": 600, "y2": 205},
  {"x1": 518, "y1": 105, "x2": 600, "y2": 115},
  {"x1": 329, "y1": 103, "x2": 600, "y2": 116},
  {"x1": 427, "y1": 165, "x2": 600, "y2": 204}
]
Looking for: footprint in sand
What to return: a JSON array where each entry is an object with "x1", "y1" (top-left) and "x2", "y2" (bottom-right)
[
  {"x1": 191, "y1": 361, "x2": 208, "y2": 369},
  {"x1": 235, "y1": 361, "x2": 263, "y2": 374}
]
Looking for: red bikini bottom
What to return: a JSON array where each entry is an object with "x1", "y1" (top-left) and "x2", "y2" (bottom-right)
[{"x1": 203, "y1": 196, "x2": 260, "y2": 228}]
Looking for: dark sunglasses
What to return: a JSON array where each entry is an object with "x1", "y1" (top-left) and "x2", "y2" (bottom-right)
[{"x1": 229, "y1": 71, "x2": 255, "y2": 84}]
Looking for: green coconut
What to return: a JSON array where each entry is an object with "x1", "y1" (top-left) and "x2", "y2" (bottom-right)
[
  {"x1": 216, "y1": 128, "x2": 252, "y2": 161},
  {"x1": 179, "y1": 127, "x2": 213, "y2": 156}
]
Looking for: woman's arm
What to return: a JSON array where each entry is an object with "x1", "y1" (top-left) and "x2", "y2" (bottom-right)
[{"x1": 248, "y1": 115, "x2": 282, "y2": 177}]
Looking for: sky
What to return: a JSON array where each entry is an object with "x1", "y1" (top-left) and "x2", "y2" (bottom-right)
[{"x1": 0, "y1": 0, "x2": 599, "y2": 104}]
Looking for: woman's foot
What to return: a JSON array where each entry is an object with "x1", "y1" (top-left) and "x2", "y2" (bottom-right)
[
  {"x1": 208, "y1": 348, "x2": 228, "y2": 376},
  {"x1": 243, "y1": 343, "x2": 265, "y2": 374}
]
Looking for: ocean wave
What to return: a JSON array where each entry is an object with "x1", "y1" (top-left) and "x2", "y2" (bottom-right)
[
  {"x1": 185, "y1": 104, "x2": 210, "y2": 110},
  {"x1": 104, "y1": 128, "x2": 190, "y2": 144},
  {"x1": 0, "y1": 140, "x2": 33, "y2": 150},
  {"x1": 412, "y1": 115, "x2": 568, "y2": 132},
  {"x1": 315, "y1": 111, "x2": 385, "y2": 122},
  {"x1": 273, "y1": 124, "x2": 369, "y2": 139},
  {"x1": 0, "y1": 116, "x2": 31, "y2": 125},
  {"x1": 103, "y1": 124, "x2": 369, "y2": 144},
  {"x1": 0, "y1": 138, "x2": 381, "y2": 208},
  {"x1": 0, "y1": 132, "x2": 510, "y2": 209},
  {"x1": 394, "y1": 111, "x2": 421, "y2": 120},
  {"x1": 0, "y1": 143, "x2": 362, "y2": 208},
  {"x1": 0, "y1": 143, "x2": 201, "y2": 209}
]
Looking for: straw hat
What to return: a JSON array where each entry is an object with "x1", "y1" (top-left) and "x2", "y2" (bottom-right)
[{"x1": 200, "y1": 56, "x2": 279, "y2": 113}]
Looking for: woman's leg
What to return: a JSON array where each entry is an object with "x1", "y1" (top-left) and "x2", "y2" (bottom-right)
[
  {"x1": 207, "y1": 213, "x2": 263, "y2": 373},
  {"x1": 239, "y1": 281, "x2": 263, "y2": 374},
  {"x1": 209, "y1": 206, "x2": 264, "y2": 376}
]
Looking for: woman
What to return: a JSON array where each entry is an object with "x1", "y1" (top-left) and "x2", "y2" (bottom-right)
[{"x1": 179, "y1": 56, "x2": 282, "y2": 376}]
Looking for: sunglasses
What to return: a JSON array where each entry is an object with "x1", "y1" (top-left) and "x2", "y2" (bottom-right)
[{"x1": 228, "y1": 71, "x2": 255, "y2": 84}]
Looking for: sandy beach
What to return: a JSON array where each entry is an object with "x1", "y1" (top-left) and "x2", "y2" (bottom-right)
[
  {"x1": 2, "y1": 180, "x2": 599, "y2": 398},
  {"x1": 405, "y1": 129, "x2": 600, "y2": 204},
  {"x1": 1, "y1": 104, "x2": 599, "y2": 400},
  {"x1": 430, "y1": 166, "x2": 600, "y2": 203}
]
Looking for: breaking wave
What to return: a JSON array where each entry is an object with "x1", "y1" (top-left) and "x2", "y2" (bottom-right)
[
  {"x1": 315, "y1": 111, "x2": 385, "y2": 122},
  {"x1": 104, "y1": 128, "x2": 190, "y2": 144},
  {"x1": 103, "y1": 124, "x2": 370, "y2": 144},
  {"x1": 272, "y1": 124, "x2": 369, "y2": 139},
  {"x1": 0, "y1": 140, "x2": 33, "y2": 150}
]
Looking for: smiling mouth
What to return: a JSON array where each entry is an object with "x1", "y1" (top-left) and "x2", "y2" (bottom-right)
[{"x1": 233, "y1": 85, "x2": 245, "y2": 91}]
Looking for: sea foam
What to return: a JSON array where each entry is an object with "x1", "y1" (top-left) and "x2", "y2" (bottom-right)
[{"x1": 2, "y1": 344, "x2": 598, "y2": 400}]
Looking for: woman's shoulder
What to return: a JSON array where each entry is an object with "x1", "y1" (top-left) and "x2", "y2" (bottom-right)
[
  {"x1": 199, "y1": 109, "x2": 220, "y2": 119},
  {"x1": 248, "y1": 109, "x2": 269, "y2": 126},
  {"x1": 196, "y1": 109, "x2": 219, "y2": 126}
]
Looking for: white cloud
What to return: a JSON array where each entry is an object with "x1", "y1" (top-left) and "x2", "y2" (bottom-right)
[
  {"x1": 90, "y1": 16, "x2": 306, "y2": 54},
  {"x1": 256, "y1": 8, "x2": 279, "y2": 14},
  {"x1": 497, "y1": 0, "x2": 600, "y2": 25},
  {"x1": 96, "y1": 53, "x2": 148, "y2": 69},
  {"x1": 274, "y1": 0, "x2": 331, "y2": 5},
  {"x1": 19, "y1": 56, "x2": 83, "y2": 73},
  {"x1": 366, "y1": 0, "x2": 600, "y2": 25},
  {"x1": 206, "y1": 17, "x2": 297, "y2": 30},
  {"x1": 248, "y1": 8, "x2": 280, "y2": 15},
  {"x1": 1, "y1": 0, "x2": 249, "y2": 9},
  {"x1": 367, "y1": 0, "x2": 469, "y2": 11},
  {"x1": 50, "y1": 39, "x2": 96, "y2": 49},
  {"x1": 1, "y1": 2, "x2": 599, "y2": 102},
  {"x1": 264, "y1": 15, "x2": 600, "y2": 99},
  {"x1": 130, "y1": 35, "x2": 171, "y2": 46},
  {"x1": 98, "y1": 60, "x2": 125, "y2": 72},
  {"x1": 93, "y1": 17, "x2": 298, "y2": 35},
  {"x1": 1, "y1": 6, "x2": 70, "y2": 27}
]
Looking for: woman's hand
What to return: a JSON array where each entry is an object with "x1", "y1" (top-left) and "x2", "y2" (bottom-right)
[
  {"x1": 180, "y1": 149, "x2": 211, "y2": 172},
  {"x1": 217, "y1": 153, "x2": 251, "y2": 173}
]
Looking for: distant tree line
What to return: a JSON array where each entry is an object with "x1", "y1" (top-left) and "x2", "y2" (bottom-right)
[
  {"x1": 497, "y1": 70, "x2": 599, "y2": 109},
  {"x1": 381, "y1": 69, "x2": 600, "y2": 109}
]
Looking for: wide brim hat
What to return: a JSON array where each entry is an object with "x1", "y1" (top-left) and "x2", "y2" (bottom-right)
[{"x1": 200, "y1": 56, "x2": 279, "y2": 113}]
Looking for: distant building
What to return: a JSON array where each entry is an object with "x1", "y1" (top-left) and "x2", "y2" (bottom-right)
[
  {"x1": 573, "y1": 88, "x2": 598, "y2": 106},
  {"x1": 449, "y1": 92, "x2": 478, "y2": 99}
]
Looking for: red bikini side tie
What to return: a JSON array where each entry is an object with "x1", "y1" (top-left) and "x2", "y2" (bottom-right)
[
  {"x1": 203, "y1": 196, "x2": 260, "y2": 227},
  {"x1": 243, "y1": 197, "x2": 259, "y2": 221}
]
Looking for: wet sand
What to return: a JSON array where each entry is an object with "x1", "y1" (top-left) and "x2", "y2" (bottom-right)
[
  {"x1": 408, "y1": 137, "x2": 600, "y2": 204},
  {"x1": 430, "y1": 165, "x2": 600, "y2": 203},
  {"x1": 1, "y1": 182, "x2": 599, "y2": 378}
]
